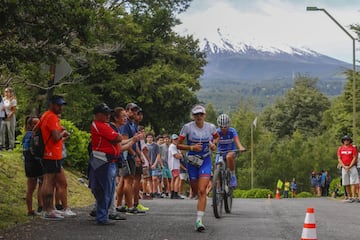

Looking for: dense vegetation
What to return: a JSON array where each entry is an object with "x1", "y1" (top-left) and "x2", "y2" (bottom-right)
[{"x1": 1, "y1": 0, "x2": 360, "y2": 193}]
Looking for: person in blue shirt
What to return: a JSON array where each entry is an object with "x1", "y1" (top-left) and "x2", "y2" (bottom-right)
[{"x1": 216, "y1": 114, "x2": 246, "y2": 188}]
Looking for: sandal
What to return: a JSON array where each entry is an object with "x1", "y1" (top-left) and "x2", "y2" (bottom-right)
[{"x1": 108, "y1": 213, "x2": 126, "y2": 220}]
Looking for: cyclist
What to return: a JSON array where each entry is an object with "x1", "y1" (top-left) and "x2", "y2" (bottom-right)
[
  {"x1": 177, "y1": 105, "x2": 219, "y2": 232},
  {"x1": 216, "y1": 114, "x2": 246, "y2": 188}
]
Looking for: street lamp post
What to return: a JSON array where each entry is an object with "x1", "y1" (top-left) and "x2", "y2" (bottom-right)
[{"x1": 306, "y1": 6, "x2": 356, "y2": 141}]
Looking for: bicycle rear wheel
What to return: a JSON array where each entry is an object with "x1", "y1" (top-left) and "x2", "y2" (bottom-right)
[
  {"x1": 224, "y1": 170, "x2": 233, "y2": 213},
  {"x1": 212, "y1": 168, "x2": 223, "y2": 218}
]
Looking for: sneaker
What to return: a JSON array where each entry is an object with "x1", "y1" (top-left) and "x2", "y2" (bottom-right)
[
  {"x1": 41, "y1": 210, "x2": 64, "y2": 221},
  {"x1": 136, "y1": 203, "x2": 149, "y2": 211},
  {"x1": 116, "y1": 206, "x2": 128, "y2": 213},
  {"x1": 53, "y1": 209, "x2": 65, "y2": 216},
  {"x1": 126, "y1": 207, "x2": 146, "y2": 215},
  {"x1": 109, "y1": 213, "x2": 126, "y2": 220},
  {"x1": 55, "y1": 204, "x2": 63, "y2": 211},
  {"x1": 35, "y1": 206, "x2": 43, "y2": 216},
  {"x1": 89, "y1": 209, "x2": 96, "y2": 217},
  {"x1": 343, "y1": 198, "x2": 355, "y2": 203},
  {"x1": 195, "y1": 220, "x2": 205, "y2": 232},
  {"x1": 63, "y1": 208, "x2": 77, "y2": 217},
  {"x1": 230, "y1": 175, "x2": 237, "y2": 188}
]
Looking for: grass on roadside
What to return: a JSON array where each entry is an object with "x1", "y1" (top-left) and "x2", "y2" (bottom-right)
[{"x1": 0, "y1": 150, "x2": 93, "y2": 230}]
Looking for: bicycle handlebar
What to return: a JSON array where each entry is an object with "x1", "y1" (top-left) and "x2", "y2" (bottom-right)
[{"x1": 214, "y1": 149, "x2": 246, "y2": 155}]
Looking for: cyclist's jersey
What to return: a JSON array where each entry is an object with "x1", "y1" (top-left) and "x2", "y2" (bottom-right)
[
  {"x1": 179, "y1": 121, "x2": 217, "y2": 157},
  {"x1": 216, "y1": 127, "x2": 238, "y2": 152}
]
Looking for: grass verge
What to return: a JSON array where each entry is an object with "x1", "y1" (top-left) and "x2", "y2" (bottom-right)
[{"x1": 0, "y1": 150, "x2": 93, "y2": 230}]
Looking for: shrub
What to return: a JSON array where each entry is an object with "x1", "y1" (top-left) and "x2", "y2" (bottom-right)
[
  {"x1": 254, "y1": 189, "x2": 273, "y2": 198},
  {"x1": 233, "y1": 189, "x2": 246, "y2": 198},
  {"x1": 296, "y1": 192, "x2": 313, "y2": 198},
  {"x1": 61, "y1": 119, "x2": 91, "y2": 174}
]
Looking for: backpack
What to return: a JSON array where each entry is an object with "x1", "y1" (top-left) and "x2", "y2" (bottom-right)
[
  {"x1": 30, "y1": 113, "x2": 51, "y2": 159},
  {"x1": 30, "y1": 126, "x2": 45, "y2": 159}
]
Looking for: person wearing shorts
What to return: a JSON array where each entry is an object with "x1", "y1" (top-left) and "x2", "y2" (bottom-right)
[
  {"x1": 337, "y1": 135, "x2": 359, "y2": 202},
  {"x1": 23, "y1": 116, "x2": 43, "y2": 216},
  {"x1": 38, "y1": 95, "x2": 70, "y2": 220},
  {"x1": 177, "y1": 105, "x2": 219, "y2": 232},
  {"x1": 168, "y1": 134, "x2": 183, "y2": 199}
]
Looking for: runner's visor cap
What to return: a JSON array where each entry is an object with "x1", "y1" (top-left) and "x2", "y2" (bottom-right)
[{"x1": 192, "y1": 105, "x2": 206, "y2": 115}]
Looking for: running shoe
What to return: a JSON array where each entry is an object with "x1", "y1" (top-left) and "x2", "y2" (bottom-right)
[
  {"x1": 55, "y1": 204, "x2": 63, "y2": 210},
  {"x1": 41, "y1": 210, "x2": 64, "y2": 221},
  {"x1": 62, "y1": 208, "x2": 77, "y2": 217},
  {"x1": 136, "y1": 203, "x2": 149, "y2": 211},
  {"x1": 126, "y1": 207, "x2": 146, "y2": 215},
  {"x1": 195, "y1": 220, "x2": 205, "y2": 232},
  {"x1": 116, "y1": 206, "x2": 128, "y2": 212},
  {"x1": 35, "y1": 206, "x2": 43, "y2": 216},
  {"x1": 230, "y1": 175, "x2": 237, "y2": 188}
]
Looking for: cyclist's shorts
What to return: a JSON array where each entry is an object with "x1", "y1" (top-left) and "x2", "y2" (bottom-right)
[
  {"x1": 187, "y1": 155, "x2": 211, "y2": 181},
  {"x1": 215, "y1": 151, "x2": 237, "y2": 164}
]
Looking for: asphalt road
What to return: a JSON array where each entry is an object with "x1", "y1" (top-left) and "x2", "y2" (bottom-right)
[{"x1": 1, "y1": 197, "x2": 360, "y2": 240}]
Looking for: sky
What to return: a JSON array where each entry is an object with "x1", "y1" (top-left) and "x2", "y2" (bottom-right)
[{"x1": 175, "y1": 0, "x2": 360, "y2": 63}]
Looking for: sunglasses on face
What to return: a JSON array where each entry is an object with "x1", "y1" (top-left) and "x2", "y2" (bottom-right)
[{"x1": 193, "y1": 113, "x2": 204, "y2": 116}]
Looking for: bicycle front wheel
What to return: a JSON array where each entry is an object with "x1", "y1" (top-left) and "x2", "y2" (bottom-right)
[
  {"x1": 224, "y1": 170, "x2": 233, "y2": 213},
  {"x1": 212, "y1": 168, "x2": 223, "y2": 218}
]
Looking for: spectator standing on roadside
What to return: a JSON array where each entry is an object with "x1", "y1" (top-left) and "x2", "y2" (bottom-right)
[
  {"x1": 177, "y1": 105, "x2": 219, "y2": 232},
  {"x1": 1, "y1": 87, "x2": 17, "y2": 150},
  {"x1": 23, "y1": 116, "x2": 43, "y2": 216},
  {"x1": 160, "y1": 134, "x2": 172, "y2": 198},
  {"x1": 38, "y1": 95, "x2": 69, "y2": 220},
  {"x1": 290, "y1": 178, "x2": 297, "y2": 198},
  {"x1": 283, "y1": 179, "x2": 290, "y2": 198},
  {"x1": 168, "y1": 134, "x2": 183, "y2": 199},
  {"x1": 337, "y1": 135, "x2": 359, "y2": 202},
  {"x1": 146, "y1": 132, "x2": 162, "y2": 198},
  {"x1": 88, "y1": 103, "x2": 123, "y2": 225}
]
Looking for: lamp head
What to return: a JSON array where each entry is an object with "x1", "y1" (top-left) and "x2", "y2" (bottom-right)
[{"x1": 306, "y1": 6, "x2": 323, "y2": 11}]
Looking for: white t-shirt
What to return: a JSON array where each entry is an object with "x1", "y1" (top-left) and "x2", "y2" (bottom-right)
[
  {"x1": 168, "y1": 143, "x2": 181, "y2": 171},
  {"x1": 3, "y1": 98, "x2": 16, "y2": 116},
  {"x1": 140, "y1": 140, "x2": 149, "y2": 167}
]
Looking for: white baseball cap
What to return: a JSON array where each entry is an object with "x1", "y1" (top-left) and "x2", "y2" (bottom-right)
[{"x1": 191, "y1": 105, "x2": 206, "y2": 115}]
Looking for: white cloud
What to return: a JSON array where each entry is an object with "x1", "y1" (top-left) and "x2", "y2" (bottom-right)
[{"x1": 176, "y1": 0, "x2": 360, "y2": 63}]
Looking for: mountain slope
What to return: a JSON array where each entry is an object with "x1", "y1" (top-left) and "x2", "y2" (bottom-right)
[{"x1": 195, "y1": 28, "x2": 350, "y2": 111}]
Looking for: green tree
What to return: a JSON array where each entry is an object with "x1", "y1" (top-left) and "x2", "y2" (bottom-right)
[{"x1": 262, "y1": 75, "x2": 330, "y2": 139}]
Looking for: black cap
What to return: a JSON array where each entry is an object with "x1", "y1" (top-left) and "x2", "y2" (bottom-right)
[
  {"x1": 126, "y1": 102, "x2": 140, "y2": 110},
  {"x1": 341, "y1": 135, "x2": 353, "y2": 143},
  {"x1": 49, "y1": 95, "x2": 66, "y2": 105},
  {"x1": 93, "y1": 103, "x2": 113, "y2": 114}
]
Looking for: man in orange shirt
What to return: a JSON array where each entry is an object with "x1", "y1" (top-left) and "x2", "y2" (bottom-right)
[{"x1": 39, "y1": 95, "x2": 70, "y2": 220}]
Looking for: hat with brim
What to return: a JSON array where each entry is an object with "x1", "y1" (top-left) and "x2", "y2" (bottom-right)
[
  {"x1": 50, "y1": 95, "x2": 66, "y2": 105},
  {"x1": 192, "y1": 105, "x2": 206, "y2": 115},
  {"x1": 126, "y1": 103, "x2": 139, "y2": 111},
  {"x1": 93, "y1": 103, "x2": 113, "y2": 114},
  {"x1": 171, "y1": 134, "x2": 179, "y2": 140}
]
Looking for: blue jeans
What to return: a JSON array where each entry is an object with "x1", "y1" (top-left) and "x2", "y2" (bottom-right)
[{"x1": 91, "y1": 162, "x2": 117, "y2": 224}]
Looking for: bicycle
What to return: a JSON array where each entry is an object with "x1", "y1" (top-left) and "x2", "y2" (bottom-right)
[{"x1": 212, "y1": 149, "x2": 241, "y2": 218}]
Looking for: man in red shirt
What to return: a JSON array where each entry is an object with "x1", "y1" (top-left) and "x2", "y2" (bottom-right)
[
  {"x1": 337, "y1": 135, "x2": 359, "y2": 202},
  {"x1": 89, "y1": 103, "x2": 123, "y2": 225},
  {"x1": 39, "y1": 95, "x2": 70, "y2": 220}
]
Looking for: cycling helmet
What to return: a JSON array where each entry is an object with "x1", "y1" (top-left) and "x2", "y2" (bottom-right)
[
  {"x1": 341, "y1": 135, "x2": 353, "y2": 143},
  {"x1": 217, "y1": 114, "x2": 230, "y2": 127}
]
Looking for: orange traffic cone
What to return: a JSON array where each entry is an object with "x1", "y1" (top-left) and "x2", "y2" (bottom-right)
[
  {"x1": 275, "y1": 189, "x2": 280, "y2": 199},
  {"x1": 300, "y1": 208, "x2": 317, "y2": 240}
]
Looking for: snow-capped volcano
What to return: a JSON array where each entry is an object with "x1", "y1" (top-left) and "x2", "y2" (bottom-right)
[{"x1": 198, "y1": 28, "x2": 336, "y2": 63}]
